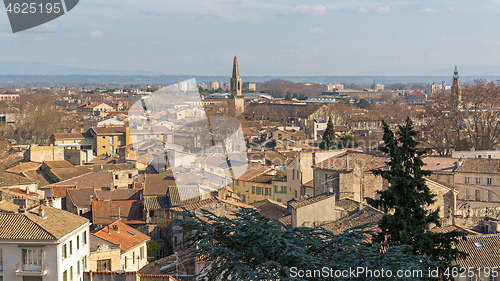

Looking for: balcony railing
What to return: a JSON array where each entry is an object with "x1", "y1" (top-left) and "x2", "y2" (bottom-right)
[{"x1": 15, "y1": 262, "x2": 47, "y2": 276}]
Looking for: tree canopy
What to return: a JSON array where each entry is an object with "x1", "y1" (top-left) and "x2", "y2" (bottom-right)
[
  {"x1": 174, "y1": 208, "x2": 439, "y2": 281},
  {"x1": 366, "y1": 117, "x2": 467, "y2": 279},
  {"x1": 319, "y1": 117, "x2": 335, "y2": 150}
]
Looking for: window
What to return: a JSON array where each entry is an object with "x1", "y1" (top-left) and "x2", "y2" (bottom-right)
[
  {"x1": 77, "y1": 261, "x2": 80, "y2": 275},
  {"x1": 465, "y1": 189, "x2": 470, "y2": 200},
  {"x1": 62, "y1": 244, "x2": 67, "y2": 259},
  {"x1": 109, "y1": 145, "x2": 114, "y2": 155},
  {"x1": 109, "y1": 136, "x2": 114, "y2": 144},
  {"x1": 128, "y1": 173, "x2": 132, "y2": 179},
  {"x1": 275, "y1": 185, "x2": 279, "y2": 193},
  {"x1": 282, "y1": 186, "x2": 287, "y2": 194},
  {"x1": 63, "y1": 271, "x2": 67, "y2": 281},
  {"x1": 82, "y1": 256, "x2": 87, "y2": 270},
  {"x1": 140, "y1": 247, "x2": 144, "y2": 259},
  {"x1": 115, "y1": 174, "x2": 119, "y2": 180},
  {"x1": 265, "y1": 187, "x2": 271, "y2": 196},
  {"x1": 77, "y1": 236, "x2": 80, "y2": 250},
  {"x1": 476, "y1": 177, "x2": 481, "y2": 185},
  {"x1": 22, "y1": 248, "x2": 43, "y2": 271},
  {"x1": 133, "y1": 252, "x2": 135, "y2": 264},
  {"x1": 489, "y1": 190, "x2": 493, "y2": 202},
  {"x1": 277, "y1": 198, "x2": 281, "y2": 202},
  {"x1": 83, "y1": 231, "x2": 87, "y2": 245},
  {"x1": 292, "y1": 170, "x2": 295, "y2": 180},
  {"x1": 70, "y1": 266, "x2": 73, "y2": 281},
  {"x1": 465, "y1": 177, "x2": 470, "y2": 184},
  {"x1": 97, "y1": 259, "x2": 111, "y2": 271},
  {"x1": 295, "y1": 190, "x2": 298, "y2": 198},
  {"x1": 252, "y1": 186, "x2": 255, "y2": 194},
  {"x1": 475, "y1": 190, "x2": 481, "y2": 201},
  {"x1": 487, "y1": 178, "x2": 493, "y2": 185},
  {"x1": 69, "y1": 240, "x2": 73, "y2": 255}
]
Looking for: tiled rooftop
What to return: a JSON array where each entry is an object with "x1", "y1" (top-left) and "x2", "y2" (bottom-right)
[
  {"x1": 314, "y1": 151, "x2": 387, "y2": 172},
  {"x1": 289, "y1": 193, "x2": 335, "y2": 210},
  {"x1": 93, "y1": 220, "x2": 150, "y2": 252}
]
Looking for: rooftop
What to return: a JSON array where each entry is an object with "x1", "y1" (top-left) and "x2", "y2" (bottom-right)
[
  {"x1": 313, "y1": 151, "x2": 387, "y2": 172},
  {"x1": 92, "y1": 200, "x2": 145, "y2": 225},
  {"x1": 289, "y1": 193, "x2": 336, "y2": 210},
  {"x1": 93, "y1": 220, "x2": 150, "y2": 252},
  {"x1": 457, "y1": 158, "x2": 500, "y2": 174},
  {"x1": 0, "y1": 204, "x2": 89, "y2": 241}
]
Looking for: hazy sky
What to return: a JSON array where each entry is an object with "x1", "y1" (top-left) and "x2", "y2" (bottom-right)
[{"x1": 1, "y1": 0, "x2": 500, "y2": 76}]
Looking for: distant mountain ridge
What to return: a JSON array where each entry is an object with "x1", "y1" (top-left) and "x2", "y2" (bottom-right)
[{"x1": 1, "y1": 61, "x2": 500, "y2": 85}]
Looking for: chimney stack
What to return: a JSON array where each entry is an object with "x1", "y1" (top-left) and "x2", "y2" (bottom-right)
[
  {"x1": 18, "y1": 205, "x2": 25, "y2": 214},
  {"x1": 38, "y1": 205, "x2": 45, "y2": 218}
]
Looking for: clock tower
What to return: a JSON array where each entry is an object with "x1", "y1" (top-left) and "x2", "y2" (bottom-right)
[{"x1": 228, "y1": 56, "x2": 244, "y2": 116}]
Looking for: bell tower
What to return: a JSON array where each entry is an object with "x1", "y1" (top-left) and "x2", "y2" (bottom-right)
[
  {"x1": 451, "y1": 65, "x2": 462, "y2": 107},
  {"x1": 228, "y1": 56, "x2": 244, "y2": 116}
]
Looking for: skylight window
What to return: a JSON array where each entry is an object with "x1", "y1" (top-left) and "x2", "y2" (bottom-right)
[
  {"x1": 128, "y1": 230, "x2": 136, "y2": 236},
  {"x1": 474, "y1": 242, "x2": 484, "y2": 249}
]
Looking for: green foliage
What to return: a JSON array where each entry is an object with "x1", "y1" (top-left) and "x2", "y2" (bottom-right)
[
  {"x1": 174, "y1": 208, "x2": 439, "y2": 281},
  {"x1": 285, "y1": 92, "x2": 292, "y2": 100},
  {"x1": 319, "y1": 117, "x2": 336, "y2": 150},
  {"x1": 338, "y1": 135, "x2": 358, "y2": 148},
  {"x1": 147, "y1": 240, "x2": 162, "y2": 262},
  {"x1": 297, "y1": 94, "x2": 308, "y2": 100},
  {"x1": 358, "y1": 99, "x2": 370, "y2": 108},
  {"x1": 366, "y1": 117, "x2": 467, "y2": 279}
]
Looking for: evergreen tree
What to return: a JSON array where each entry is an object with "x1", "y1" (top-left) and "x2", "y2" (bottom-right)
[
  {"x1": 174, "y1": 208, "x2": 438, "y2": 281},
  {"x1": 338, "y1": 135, "x2": 358, "y2": 148},
  {"x1": 366, "y1": 117, "x2": 467, "y2": 279},
  {"x1": 319, "y1": 117, "x2": 336, "y2": 150}
]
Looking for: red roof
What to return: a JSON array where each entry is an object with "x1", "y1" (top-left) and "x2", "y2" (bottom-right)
[
  {"x1": 94, "y1": 220, "x2": 150, "y2": 252},
  {"x1": 410, "y1": 90, "x2": 426, "y2": 96}
]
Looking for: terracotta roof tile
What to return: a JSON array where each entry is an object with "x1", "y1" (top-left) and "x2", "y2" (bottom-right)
[
  {"x1": 52, "y1": 133, "x2": 85, "y2": 139},
  {"x1": 458, "y1": 158, "x2": 500, "y2": 174},
  {"x1": 250, "y1": 199, "x2": 287, "y2": 219},
  {"x1": 314, "y1": 151, "x2": 387, "y2": 172},
  {"x1": 455, "y1": 234, "x2": 500, "y2": 269},
  {"x1": 94, "y1": 220, "x2": 150, "y2": 252},
  {"x1": 289, "y1": 193, "x2": 335, "y2": 210},
  {"x1": 320, "y1": 206, "x2": 383, "y2": 235},
  {"x1": 169, "y1": 197, "x2": 253, "y2": 212},
  {"x1": 0, "y1": 205, "x2": 89, "y2": 240},
  {"x1": 144, "y1": 174, "x2": 176, "y2": 196},
  {"x1": 92, "y1": 200, "x2": 145, "y2": 225}
]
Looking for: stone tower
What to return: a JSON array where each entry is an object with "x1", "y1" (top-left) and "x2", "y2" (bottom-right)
[
  {"x1": 451, "y1": 65, "x2": 462, "y2": 108},
  {"x1": 228, "y1": 56, "x2": 244, "y2": 116}
]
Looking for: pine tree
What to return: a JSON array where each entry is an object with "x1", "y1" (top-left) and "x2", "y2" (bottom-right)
[
  {"x1": 366, "y1": 117, "x2": 466, "y2": 279},
  {"x1": 174, "y1": 208, "x2": 438, "y2": 281},
  {"x1": 319, "y1": 117, "x2": 336, "y2": 150}
]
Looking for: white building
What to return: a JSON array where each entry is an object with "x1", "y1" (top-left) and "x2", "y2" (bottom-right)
[
  {"x1": 0, "y1": 203, "x2": 90, "y2": 281},
  {"x1": 92, "y1": 220, "x2": 150, "y2": 272}
]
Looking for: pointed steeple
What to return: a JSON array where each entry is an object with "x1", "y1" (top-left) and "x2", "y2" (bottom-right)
[
  {"x1": 452, "y1": 65, "x2": 462, "y2": 108},
  {"x1": 230, "y1": 56, "x2": 242, "y2": 96},
  {"x1": 232, "y1": 56, "x2": 239, "y2": 79}
]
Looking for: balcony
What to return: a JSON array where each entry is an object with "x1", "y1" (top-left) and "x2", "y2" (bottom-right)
[{"x1": 15, "y1": 263, "x2": 48, "y2": 276}]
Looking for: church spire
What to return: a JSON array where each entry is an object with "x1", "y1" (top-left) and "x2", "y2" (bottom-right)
[
  {"x1": 452, "y1": 65, "x2": 462, "y2": 108},
  {"x1": 232, "y1": 56, "x2": 239, "y2": 79},
  {"x1": 230, "y1": 56, "x2": 242, "y2": 96}
]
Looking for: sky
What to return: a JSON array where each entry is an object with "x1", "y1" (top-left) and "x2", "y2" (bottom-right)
[{"x1": 1, "y1": 0, "x2": 500, "y2": 76}]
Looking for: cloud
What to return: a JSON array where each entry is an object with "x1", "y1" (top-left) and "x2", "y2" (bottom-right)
[
  {"x1": 282, "y1": 4, "x2": 327, "y2": 17},
  {"x1": 309, "y1": 27, "x2": 326, "y2": 34},
  {"x1": 358, "y1": 5, "x2": 390, "y2": 15},
  {"x1": 90, "y1": 30, "x2": 103, "y2": 37},
  {"x1": 33, "y1": 35, "x2": 45, "y2": 42},
  {"x1": 417, "y1": 8, "x2": 439, "y2": 14},
  {"x1": 375, "y1": 5, "x2": 390, "y2": 15}
]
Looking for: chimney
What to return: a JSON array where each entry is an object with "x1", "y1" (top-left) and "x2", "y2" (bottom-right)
[
  {"x1": 113, "y1": 224, "x2": 120, "y2": 233},
  {"x1": 358, "y1": 201, "x2": 364, "y2": 212},
  {"x1": 154, "y1": 262, "x2": 161, "y2": 275},
  {"x1": 18, "y1": 205, "x2": 26, "y2": 214},
  {"x1": 38, "y1": 205, "x2": 45, "y2": 218},
  {"x1": 118, "y1": 207, "x2": 121, "y2": 221},
  {"x1": 202, "y1": 178, "x2": 208, "y2": 186}
]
